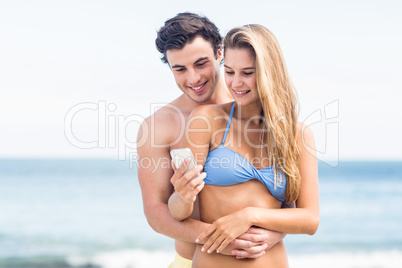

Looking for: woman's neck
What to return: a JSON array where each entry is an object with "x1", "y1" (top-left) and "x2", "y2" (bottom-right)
[{"x1": 234, "y1": 102, "x2": 264, "y2": 125}]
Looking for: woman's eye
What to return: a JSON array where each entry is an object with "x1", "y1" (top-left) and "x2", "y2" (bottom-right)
[
  {"x1": 225, "y1": 71, "x2": 234, "y2": 75},
  {"x1": 244, "y1": 72, "x2": 254, "y2": 76}
]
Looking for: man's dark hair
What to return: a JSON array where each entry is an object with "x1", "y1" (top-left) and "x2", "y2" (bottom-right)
[{"x1": 155, "y1": 12, "x2": 222, "y2": 64}]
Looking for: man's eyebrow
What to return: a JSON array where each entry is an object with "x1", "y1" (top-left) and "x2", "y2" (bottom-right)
[
  {"x1": 171, "y1": 64, "x2": 184, "y2": 69},
  {"x1": 171, "y1": 57, "x2": 209, "y2": 69},
  {"x1": 194, "y1": 57, "x2": 209, "y2": 64}
]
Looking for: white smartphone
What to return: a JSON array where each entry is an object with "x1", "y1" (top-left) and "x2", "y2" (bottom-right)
[{"x1": 170, "y1": 148, "x2": 198, "y2": 174}]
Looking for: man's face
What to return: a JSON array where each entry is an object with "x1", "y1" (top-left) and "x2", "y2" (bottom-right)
[{"x1": 166, "y1": 37, "x2": 222, "y2": 103}]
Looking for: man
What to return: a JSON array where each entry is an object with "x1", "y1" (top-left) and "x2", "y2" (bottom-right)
[{"x1": 137, "y1": 12, "x2": 285, "y2": 267}]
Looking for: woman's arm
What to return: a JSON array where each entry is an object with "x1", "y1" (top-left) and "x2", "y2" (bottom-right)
[
  {"x1": 167, "y1": 106, "x2": 214, "y2": 221},
  {"x1": 197, "y1": 124, "x2": 319, "y2": 253},
  {"x1": 168, "y1": 164, "x2": 205, "y2": 221},
  {"x1": 248, "y1": 124, "x2": 319, "y2": 233}
]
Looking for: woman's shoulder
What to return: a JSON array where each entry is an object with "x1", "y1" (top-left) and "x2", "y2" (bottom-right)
[
  {"x1": 296, "y1": 122, "x2": 316, "y2": 149},
  {"x1": 297, "y1": 122, "x2": 314, "y2": 137}
]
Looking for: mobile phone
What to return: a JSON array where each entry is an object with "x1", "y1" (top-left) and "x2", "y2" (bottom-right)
[{"x1": 170, "y1": 148, "x2": 198, "y2": 174}]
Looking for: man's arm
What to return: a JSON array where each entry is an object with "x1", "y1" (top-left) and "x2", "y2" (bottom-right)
[{"x1": 137, "y1": 116, "x2": 209, "y2": 243}]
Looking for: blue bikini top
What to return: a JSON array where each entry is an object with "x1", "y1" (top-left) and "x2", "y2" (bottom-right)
[{"x1": 203, "y1": 103, "x2": 287, "y2": 202}]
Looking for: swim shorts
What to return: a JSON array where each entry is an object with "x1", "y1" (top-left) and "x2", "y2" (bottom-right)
[{"x1": 168, "y1": 253, "x2": 192, "y2": 268}]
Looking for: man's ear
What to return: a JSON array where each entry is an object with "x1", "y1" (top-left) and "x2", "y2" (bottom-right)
[
  {"x1": 217, "y1": 45, "x2": 224, "y2": 65},
  {"x1": 217, "y1": 45, "x2": 223, "y2": 60}
]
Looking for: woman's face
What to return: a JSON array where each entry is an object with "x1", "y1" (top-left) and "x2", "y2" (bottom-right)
[{"x1": 224, "y1": 48, "x2": 258, "y2": 106}]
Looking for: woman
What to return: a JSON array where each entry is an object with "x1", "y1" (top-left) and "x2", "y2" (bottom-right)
[{"x1": 169, "y1": 24, "x2": 319, "y2": 267}]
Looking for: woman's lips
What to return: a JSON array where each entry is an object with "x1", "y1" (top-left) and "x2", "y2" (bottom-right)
[{"x1": 233, "y1": 89, "x2": 251, "y2": 96}]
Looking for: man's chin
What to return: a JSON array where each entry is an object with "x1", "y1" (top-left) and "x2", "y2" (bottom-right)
[
  {"x1": 185, "y1": 91, "x2": 206, "y2": 103},
  {"x1": 192, "y1": 94, "x2": 212, "y2": 104}
]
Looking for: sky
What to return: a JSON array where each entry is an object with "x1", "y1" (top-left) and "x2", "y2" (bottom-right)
[{"x1": 0, "y1": 0, "x2": 401, "y2": 162}]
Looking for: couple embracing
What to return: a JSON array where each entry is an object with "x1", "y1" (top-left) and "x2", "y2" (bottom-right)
[{"x1": 137, "y1": 12, "x2": 319, "y2": 268}]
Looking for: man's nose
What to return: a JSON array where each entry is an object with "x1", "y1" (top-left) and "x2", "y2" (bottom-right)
[{"x1": 188, "y1": 69, "x2": 201, "y2": 85}]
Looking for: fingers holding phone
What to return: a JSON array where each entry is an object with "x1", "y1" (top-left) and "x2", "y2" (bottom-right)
[
  {"x1": 176, "y1": 168, "x2": 206, "y2": 203},
  {"x1": 170, "y1": 148, "x2": 206, "y2": 203}
]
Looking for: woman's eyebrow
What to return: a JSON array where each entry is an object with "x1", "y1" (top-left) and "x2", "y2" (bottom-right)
[{"x1": 224, "y1": 65, "x2": 255, "y2": 70}]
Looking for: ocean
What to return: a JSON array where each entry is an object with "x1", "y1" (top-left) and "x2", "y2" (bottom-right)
[{"x1": 0, "y1": 159, "x2": 401, "y2": 268}]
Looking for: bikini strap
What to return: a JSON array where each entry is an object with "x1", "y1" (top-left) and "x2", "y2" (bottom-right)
[{"x1": 221, "y1": 102, "x2": 235, "y2": 144}]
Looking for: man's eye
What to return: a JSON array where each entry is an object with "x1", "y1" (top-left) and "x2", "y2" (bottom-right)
[
  {"x1": 176, "y1": 68, "x2": 185, "y2": 72},
  {"x1": 197, "y1": 62, "x2": 207, "y2": 67}
]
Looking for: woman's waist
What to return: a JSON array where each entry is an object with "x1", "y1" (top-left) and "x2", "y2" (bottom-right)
[{"x1": 199, "y1": 182, "x2": 281, "y2": 223}]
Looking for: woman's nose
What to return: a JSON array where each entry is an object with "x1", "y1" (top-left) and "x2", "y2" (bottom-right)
[{"x1": 232, "y1": 75, "x2": 243, "y2": 88}]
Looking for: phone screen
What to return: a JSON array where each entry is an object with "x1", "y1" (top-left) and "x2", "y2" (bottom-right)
[{"x1": 170, "y1": 148, "x2": 197, "y2": 173}]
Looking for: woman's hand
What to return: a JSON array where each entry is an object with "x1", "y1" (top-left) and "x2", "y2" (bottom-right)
[
  {"x1": 170, "y1": 159, "x2": 205, "y2": 204},
  {"x1": 196, "y1": 207, "x2": 253, "y2": 254}
]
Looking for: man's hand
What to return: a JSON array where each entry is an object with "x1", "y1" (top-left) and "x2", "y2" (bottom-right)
[
  {"x1": 196, "y1": 228, "x2": 268, "y2": 259},
  {"x1": 230, "y1": 227, "x2": 286, "y2": 259},
  {"x1": 218, "y1": 240, "x2": 267, "y2": 259}
]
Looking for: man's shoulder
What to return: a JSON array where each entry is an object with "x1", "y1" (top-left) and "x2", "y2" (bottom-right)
[
  {"x1": 138, "y1": 100, "x2": 186, "y2": 148},
  {"x1": 191, "y1": 103, "x2": 229, "y2": 118},
  {"x1": 142, "y1": 101, "x2": 185, "y2": 127}
]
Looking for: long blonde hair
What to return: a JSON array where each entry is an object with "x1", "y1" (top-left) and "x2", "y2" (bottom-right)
[{"x1": 223, "y1": 24, "x2": 300, "y2": 203}]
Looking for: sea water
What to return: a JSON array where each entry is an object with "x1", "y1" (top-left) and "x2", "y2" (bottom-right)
[{"x1": 0, "y1": 159, "x2": 401, "y2": 268}]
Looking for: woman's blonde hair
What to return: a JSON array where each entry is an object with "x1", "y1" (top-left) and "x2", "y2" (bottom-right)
[{"x1": 223, "y1": 24, "x2": 300, "y2": 203}]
